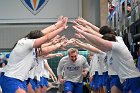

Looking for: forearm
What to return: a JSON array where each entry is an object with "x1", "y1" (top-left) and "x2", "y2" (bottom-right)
[
  {"x1": 42, "y1": 43, "x2": 62, "y2": 55},
  {"x1": 89, "y1": 29, "x2": 103, "y2": 37},
  {"x1": 76, "y1": 30, "x2": 105, "y2": 51},
  {"x1": 41, "y1": 20, "x2": 64, "y2": 34},
  {"x1": 76, "y1": 41, "x2": 102, "y2": 53},
  {"x1": 41, "y1": 42, "x2": 53, "y2": 48},
  {"x1": 87, "y1": 22, "x2": 100, "y2": 32}
]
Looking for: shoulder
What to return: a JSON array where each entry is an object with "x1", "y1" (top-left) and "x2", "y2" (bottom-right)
[
  {"x1": 112, "y1": 41, "x2": 126, "y2": 51},
  {"x1": 78, "y1": 55, "x2": 87, "y2": 60},
  {"x1": 17, "y1": 38, "x2": 35, "y2": 45},
  {"x1": 60, "y1": 55, "x2": 69, "y2": 61}
]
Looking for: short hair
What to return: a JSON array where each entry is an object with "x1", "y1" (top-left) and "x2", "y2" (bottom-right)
[{"x1": 67, "y1": 48, "x2": 78, "y2": 55}]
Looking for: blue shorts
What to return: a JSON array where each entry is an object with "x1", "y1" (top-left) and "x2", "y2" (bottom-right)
[
  {"x1": 90, "y1": 72, "x2": 103, "y2": 90},
  {"x1": 123, "y1": 76, "x2": 140, "y2": 93},
  {"x1": 22, "y1": 79, "x2": 30, "y2": 91},
  {"x1": 64, "y1": 81, "x2": 83, "y2": 93},
  {"x1": 102, "y1": 71, "x2": 109, "y2": 86},
  {"x1": 29, "y1": 78, "x2": 40, "y2": 91},
  {"x1": 0, "y1": 75, "x2": 26, "y2": 93},
  {"x1": 39, "y1": 77, "x2": 48, "y2": 88},
  {"x1": 106, "y1": 75, "x2": 123, "y2": 93}
]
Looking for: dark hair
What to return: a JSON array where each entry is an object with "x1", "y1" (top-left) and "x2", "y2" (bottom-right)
[
  {"x1": 12, "y1": 30, "x2": 44, "y2": 49},
  {"x1": 110, "y1": 31, "x2": 117, "y2": 36},
  {"x1": 102, "y1": 34, "x2": 116, "y2": 42},
  {"x1": 25, "y1": 30, "x2": 44, "y2": 39},
  {"x1": 25, "y1": 30, "x2": 44, "y2": 59},
  {"x1": 99, "y1": 26, "x2": 112, "y2": 35}
]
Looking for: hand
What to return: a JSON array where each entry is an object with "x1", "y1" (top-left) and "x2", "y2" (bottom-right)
[
  {"x1": 60, "y1": 38, "x2": 69, "y2": 47},
  {"x1": 59, "y1": 78, "x2": 65, "y2": 84},
  {"x1": 74, "y1": 33, "x2": 85, "y2": 39},
  {"x1": 76, "y1": 17, "x2": 89, "y2": 26},
  {"x1": 51, "y1": 35, "x2": 61, "y2": 44},
  {"x1": 68, "y1": 38, "x2": 75, "y2": 44},
  {"x1": 56, "y1": 16, "x2": 68, "y2": 29},
  {"x1": 62, "y1": 17, "x2": 68, "y2": 29}
]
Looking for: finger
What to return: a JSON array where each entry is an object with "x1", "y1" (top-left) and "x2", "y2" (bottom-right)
[{"x1": 73, "y1": 26, "x2": 83, "y2": 33}]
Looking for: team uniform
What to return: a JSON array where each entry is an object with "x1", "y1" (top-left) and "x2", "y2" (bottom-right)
[
  {"x1": 57, "y1": 54, "x2": 89, "y2": 93},
  {"x1": 29, "y1": 57, "x2": 50, "y2": 91},
  {"x1": 109, "y1": 41, "x2": 140, "y2": 93},
  {"x1": 89, "y1": 53, "x2": 101, "y2": 90},
  {"x1": 105, "y1": 51, "x2": 123, "y2": 93},
  {"x1": 40, "y1": 59, "x2": 49, "y2": 88},
  {"x1": 0, "y1": 38, "x2": 36, "y2": 93},
  {"x1": 89, "y1": 52, "x2": 107, "y2": 91},
  {"x1": 28, "y1": 56, "x2": 42, "y2": 91}
]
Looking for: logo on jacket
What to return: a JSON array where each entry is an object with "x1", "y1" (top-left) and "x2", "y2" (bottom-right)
[{"x1": 21, "y1": 0, "x2": 49, "y2": 15}]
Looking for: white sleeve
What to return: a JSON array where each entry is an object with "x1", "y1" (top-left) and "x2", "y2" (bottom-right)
[
  {"x1": 17, "y1": 38, "x2": 35, "y2": 50},
  {"x1": 83, "y1": 56, "x2": 89, "y2": 71},
  {"x1": 57, "y1": 58, "x2": 64, "y2": 76},
  {"x1": 112, "y1": 42, "x2": 125, "y2": 52}
]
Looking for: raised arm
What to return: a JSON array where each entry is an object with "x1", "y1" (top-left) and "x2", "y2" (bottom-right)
[
  {"x1": 71, "y1": 38, "x2": 103, "y2": 53},
  {"x1": 72, "y1": 20, "x2": 102, "y2": 37},
  {"x1": 76, "y1": 17, "x2": 100, "y2": 32},
  {"x1": 43, "y1": 53, "x2": 64, "y2": 59},
  {"x1": 73, "y1": 25, "x2": 112, "y2": 52},
  {"x1": 41, "y1": 39, "x2": 67, "y2": 56},
  {"x1": 34, "y1": 24, "x2": 68, "y2": 48},
  {"x1": 41, "y1": 17, "x2": 68, "y2": 34}
]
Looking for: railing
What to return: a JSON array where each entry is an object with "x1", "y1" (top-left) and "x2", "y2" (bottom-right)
[{"x1": 107, "y1": 0, "x2": 140, "y2": 36}]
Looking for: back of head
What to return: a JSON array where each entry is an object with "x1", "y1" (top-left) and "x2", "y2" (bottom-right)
[
  {"x1": 99, "y1": 25, "x2": 112, "y2": 35},
  {"x1": 12, "y1": 30, "x2": 43, "y2": 49},
  {"x1": 102, "y1": 34, "x2": 116, "y2": 41},
  {"x1": 25, "y1": 30, "x2": 44, "y2": 39}
]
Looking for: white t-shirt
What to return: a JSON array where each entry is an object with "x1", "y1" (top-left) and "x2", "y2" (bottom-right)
[
  {"x1": 28, "y1": 58, "x2": 50, "y2": 81},
  {"x1": 106, "y1": 51, "x2": 118, "y2": 75},
  {"x1": 89, "y1": 53, "x2": 98, "y2": 76},
  {"x1": 111, "y1": 41, "x2": 140, "y2": 79},
  {"x1": 3, "y1": 38, "x2": 35, "y2": 81},
  {"x1": 98, "y1": 52, "x2": 108, "y2": 74},
  {"x1": 42, "y1": 59, "x2": 49, "y2": 79},
  {"x1": 89, "y1": 53, "x2": 101, "y2": 75},
  {"x1": 116, "y1": 36, "x2": 125, "y2": 44},
  {"x1": 57, "y1": 55, "x2": 89, "y2": 83},
  {"x1": 34, "y1": 57, "x2": 44, "y2": 81},
  {"x1": 0, "y1": 68, "x2": 3, "y2": 72},
  {"x1": 105, "y1": 36, "x2": 126, "y2": 75},
  {"x1": 90, "y1": 52, "x2": 107, "y2": 76}
]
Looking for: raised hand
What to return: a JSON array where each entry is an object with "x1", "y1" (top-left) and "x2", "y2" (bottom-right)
[
  {"x1": 76, "y1": 17, "x2": 89, "y2": 26},
  {"x1": 59, "y1": 37, "x2": 69, "y2": 50},
  {"x1": 74, "y1": 33, "x2": 85, "y2": 39}
]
